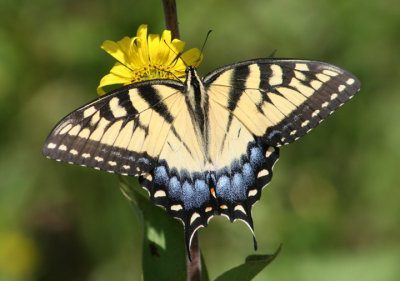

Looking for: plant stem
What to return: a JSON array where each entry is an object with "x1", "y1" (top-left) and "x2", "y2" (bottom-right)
[
  {"x1": 162, "y1": 0, "x2": 180, "y2": 39},
  {"x1": 161, "y1": 1, "x2": 201, "y2": 280},
  {"x1": 186, "y1": 233, "x2": 201, "y2": 281}
]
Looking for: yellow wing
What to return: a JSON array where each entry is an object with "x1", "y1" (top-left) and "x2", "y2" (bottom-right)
[
  {"x1": 204, "y1": 59, "x2": 360, "y2": 147},
  {"x1": 43, "y1": 80, "x2": 205, "y2": 176}
]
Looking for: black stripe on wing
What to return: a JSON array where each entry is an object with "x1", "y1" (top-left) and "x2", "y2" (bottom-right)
[
  {"x1": 203, "y1": 58, "x2": 361, "y2": 147},
  {"x1": 43, "y1": 80, "x2": 184, "y2": 176},
  {"x1": 258, "y1": 60, "x2": 360, "y2": 146}
]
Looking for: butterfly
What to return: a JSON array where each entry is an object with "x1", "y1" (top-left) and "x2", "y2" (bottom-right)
[{"x1": 43, "y1": 58, "x2": 360, "y2": 254}]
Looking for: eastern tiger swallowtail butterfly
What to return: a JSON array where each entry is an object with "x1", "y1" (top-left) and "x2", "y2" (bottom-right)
[{"x1": 43, "y1": 58, "x2": 360, "y2": 254}]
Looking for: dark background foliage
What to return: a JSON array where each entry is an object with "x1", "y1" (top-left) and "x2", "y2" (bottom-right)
[{"x1": 0, "y1": 0, "x2": 399, "y2": 280}]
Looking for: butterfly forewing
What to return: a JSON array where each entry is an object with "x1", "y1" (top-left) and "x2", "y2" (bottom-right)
[
  {"x1": 204, "y1": 59, "x2": 360, "y2": 147},
  {"x1": 43, "y1": 80, "x2": 185, "y2": 176}
]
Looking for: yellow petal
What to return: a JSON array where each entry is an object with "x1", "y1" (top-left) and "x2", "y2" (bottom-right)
[
  {"x1": 148, "y1": 34, "x2": 161, "y2": 64},
  {"x1": 136, "y1": 25, "x2": 149, "y2": 65},
  {"x1": 101, "y1": 40, "x2": 129, "y2": 66},
  {"x1": 155, "y1": 30, "x2": 173, "y2": 64},
  {"x1": 165, "y1": 39, "x2": 186, "y2": 64},
  {"x1": 182, "y1": 48, "x2": 203, "y2": 67},
  {"x1": 116, "y1": 36, "x2": 134, "y2": 56},
  {"x1": 97, "y1": 87, "x2": 107, "y2": 96},
  {"x1": 97, "y1": 72, "x2": 132, "y2": 96},
  {"x1": 126, "y1": 37, "x2": 142, "y2": 69},
  {"x1": 171, "y1": 38, "x2": 186, "y2": 53},
  {"x1": 109, "y1": 62, "x2": 134, "y2": 77},
  {"x1": 136, "y1": 24, "x2": 148, "y2": 39},
  {"x1": 161, "y1": 29, "x2": 172, "y2": 44},
  {"x1": 118, "y1": 37, "x2": 139, "y2": 69}
]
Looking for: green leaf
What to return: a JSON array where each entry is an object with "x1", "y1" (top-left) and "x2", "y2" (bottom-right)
[{"x1": 214, "y1": 245, "x2": 281, "y2": 281}]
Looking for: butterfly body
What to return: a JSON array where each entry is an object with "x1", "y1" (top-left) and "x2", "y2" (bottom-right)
[{"x1": 43, "y1": 58, "x2": 360, "y2": 252}]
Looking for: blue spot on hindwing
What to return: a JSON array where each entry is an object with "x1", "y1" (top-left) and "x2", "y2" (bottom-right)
[
  {"x1": 139, "y1": 157, "x2": 150, "y2": 165},
  {"x1": 168, "y1": 176, "x2": 181, "y2": 200},
  {"x1": 195, "y1": 179, "x2": 209, "y2": 207},
  {"x1": 216, "y1": 175, "x2": 232, "y2": 201},
  {"x1": 214, "y1": 144, "x2": 264, "y2": 202},
  {"x1": 182, "y1": 181, "x2": 196, "y2": 209},
  {"x1": 154, "y1": 166, "x2": 169, "y2": 186},
  {"x1": 242, "y1": 162, "x2": 255, "y2": 187},
  {"x1": 250, "y1": 146, "x2": 264, "y2": 168},
  {"x1": 232, "y1": 173, "x2": 246, "y2": 200}
]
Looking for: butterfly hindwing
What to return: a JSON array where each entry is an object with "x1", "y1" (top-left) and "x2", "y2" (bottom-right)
[{"x1": 139, "y1": 128, "x2": 280, "y2": 252}]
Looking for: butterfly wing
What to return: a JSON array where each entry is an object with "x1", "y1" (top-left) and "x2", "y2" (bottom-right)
[
  {"x1": 198, "y1": 58, "x2": 360, "y2": 246},
  {"x1": 206, "y1": 95, "x2": 280, "y2": 232},
  {"x1": 43, "y1": 80, "x2": 188, "y2": 176},
  {"x1": 43, "y1": 79, "x2": 213, "y2": 254},
  {"x1": 204, "y1": 58, "x2": 360, "y2": 147}
]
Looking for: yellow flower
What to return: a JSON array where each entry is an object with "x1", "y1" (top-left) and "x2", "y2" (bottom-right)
[{"x1": 97, "y1": 24, "x2": 203, "y2": 96}]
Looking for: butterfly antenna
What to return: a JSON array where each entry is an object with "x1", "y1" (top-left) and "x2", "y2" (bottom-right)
[
  {"x1": 163, "y1": 39, "x2": 188, "y2": 67},
  {"x1": 161, "y1": 39, "x2": 187, "y2": 82},
  {"x1": 197, "y1": 29, "x2": 212, "y2": 64}
]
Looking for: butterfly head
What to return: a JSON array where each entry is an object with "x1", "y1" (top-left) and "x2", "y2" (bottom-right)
[
  {"x1": 185, "y1": 65, "x2": 197, "y2": 73},
  {"x1": 184, "y1": 66, "x2": 194, "y2": 87}
]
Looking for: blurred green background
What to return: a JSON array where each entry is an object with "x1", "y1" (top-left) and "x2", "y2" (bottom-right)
[{"x1": 1, "y1": 0, "x2": 399, "y2": 280}]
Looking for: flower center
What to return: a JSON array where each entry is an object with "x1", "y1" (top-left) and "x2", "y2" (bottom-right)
[{"x1": 130, "y1": 65, "x2": 183, "y2": 83}]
